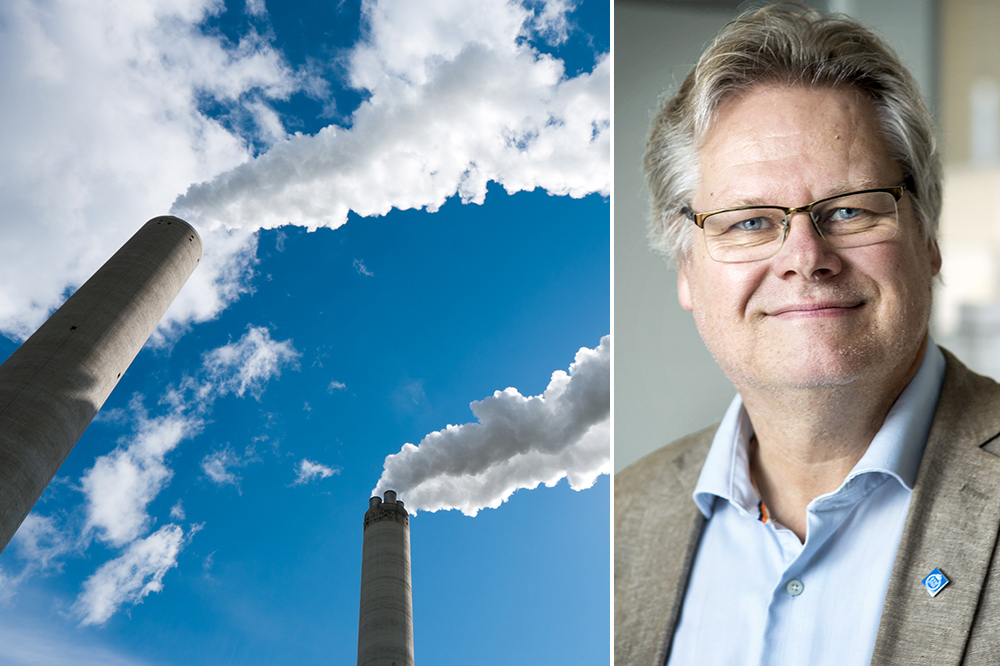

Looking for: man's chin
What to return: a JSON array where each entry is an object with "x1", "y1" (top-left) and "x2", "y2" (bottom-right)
[{"x1": 724, "y1": 347, "x2": 871, "y2": 392}]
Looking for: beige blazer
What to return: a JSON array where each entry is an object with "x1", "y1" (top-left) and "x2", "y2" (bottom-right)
[{"x1": 615, "y1": 350, "x2": 1000, "y2": 665}]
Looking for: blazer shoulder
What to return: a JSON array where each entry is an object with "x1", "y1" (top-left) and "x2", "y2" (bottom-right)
[
  {"x1": 940, "y1": 347, "x2": 1000, "y2": 401},
  {"x1": 615, "y1": 425, "x2": 716, "y2": 521},
  {"x1": 937, "y1": 348, "x2": 1000, "y2": 456},
  {"x1": 617, "y1": 426, "x2": 716, "y2": 493}
]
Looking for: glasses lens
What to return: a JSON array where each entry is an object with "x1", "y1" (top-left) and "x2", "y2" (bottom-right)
[
  {"x1": 812, "y1": 191, "x2": 898, "y2": 247},
  {"x1": 702, "y1": 207, "x2": 786, "y2": 262}
]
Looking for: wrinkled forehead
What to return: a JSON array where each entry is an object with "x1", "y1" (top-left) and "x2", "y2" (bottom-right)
[{"x1": 694, "y1": 84, "x2": 900, "y2": 208}]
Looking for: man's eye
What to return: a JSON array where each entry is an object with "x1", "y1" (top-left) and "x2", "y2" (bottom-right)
[
  {"x1": 828, "y1": 207, "x2": 864, "y2": 221},
  {"x1": 733, "y1": 217, "x2": 770, "y2": 231}
]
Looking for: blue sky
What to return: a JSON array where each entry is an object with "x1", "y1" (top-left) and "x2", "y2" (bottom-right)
[{"x1": 0, "y1": 1, "x2": 608, "y2": 664}]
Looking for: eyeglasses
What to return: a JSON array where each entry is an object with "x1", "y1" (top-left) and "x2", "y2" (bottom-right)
[{"x1": 681, "y1": 179, "x2": 911, "y2": 263}]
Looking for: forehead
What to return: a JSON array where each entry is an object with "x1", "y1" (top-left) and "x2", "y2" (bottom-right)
[{"x1": 695, "y1": 84, "x2": 900, "y2": 207}]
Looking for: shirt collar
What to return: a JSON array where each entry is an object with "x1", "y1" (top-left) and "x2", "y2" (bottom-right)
[{"x1": 692, "y1": 339, "x2": 946, "y2": 519}]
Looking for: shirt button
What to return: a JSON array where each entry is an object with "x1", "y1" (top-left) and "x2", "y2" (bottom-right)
[{"x1": 786, "y1": 579, "x2": 804, "y2": 596}]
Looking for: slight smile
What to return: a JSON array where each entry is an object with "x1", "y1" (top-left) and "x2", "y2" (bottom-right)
[{"x1": 767, "y1": 301, "x2": 865, "y2": 318}]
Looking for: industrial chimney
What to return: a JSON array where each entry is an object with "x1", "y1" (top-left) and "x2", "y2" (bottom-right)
[
  {"x1": 0, "y1": 216, "x2": 202, "y2": 554},
  {"x1": 357, "y1": 490, "x2": 415, "y2": 666}
]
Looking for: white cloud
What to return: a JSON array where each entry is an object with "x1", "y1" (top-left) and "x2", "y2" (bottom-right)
[
  {"x1": 73, "y1": 325, "x2": 297, "y2": 623},
  {"x1": 203, "y1": 325, "x2": 301, "y2": 399},
  {"x1": 0, "y1": 569, "x2": 14, "y2": 603},
  {"x1": 293, "y1": 459, "x2": 340, "y2": 485},
  {"x1": 353, "y1": 258, "x2": 374, "y2": 277},
  {"x1": 245, "y1": 0, "x2": 268, "y2": 18},
  {"x1": 527, "y1": 0, "x2": 576, "y2": 45},
  {"x1": 0, "y1": 0, "x2": 302, "y2": 341},
  {"x1": 82, "y1": 327, "x2": 297, "y2": 547},
  {"x1": 374, "y1": 335, "x2": 610, "y2": 515},
  {"x1": 201, "y1": 450, "x2": 240, "y2": 487},
  {"x1": 201, "y1": 445, "x2": 257, "y2": 490},
  {"x1": 74, "y1": 524, "x2": 187, "y2": 626},
  {"x1": 9, "y1": 514, "x2": 74, "y2": 573},
  {"x1": 81, "y1": 402, "x2": 201, "y2": 547},
  {"x1": 171, "y1": 0, "x2": 609, "y2": 232},
  {"x1": 0, "y1": 514, "x2": 77, "y2": 596},
  {"x1": 328, "y1": 379, "x2": 347, "y2": 392}
]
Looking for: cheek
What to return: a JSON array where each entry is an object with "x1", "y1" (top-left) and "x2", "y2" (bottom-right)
[
  {"x1": 706, "y1": 266, "x2": 764, "y2": 317},
  {"x1": 682, "y1": 247, "x2": 769, "y2": 319},
  {"x1": 858, "y1": 243, "x2": 936, "y2": 317},
  {"x1": 688, "y1": 268, "x2": 762, "y2": 337}
]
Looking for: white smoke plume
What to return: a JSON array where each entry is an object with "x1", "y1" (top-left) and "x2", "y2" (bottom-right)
[
  {"x1": 373, "y1": 335, "x2": 609, "y2": 516},
  {"x1": 0, "y1": 0, "x2": 606, "y2": 344},
  {"x1": 171, "y1": 0, "x2": 609, "y2": 231},
  {"x1": 0, "y1": 0, "x2": 294, "y2": 340}
]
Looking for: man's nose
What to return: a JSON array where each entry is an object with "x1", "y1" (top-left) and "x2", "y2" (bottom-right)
[{"x1": 769, "y1": 211, "x2": 843, "y2": 279}]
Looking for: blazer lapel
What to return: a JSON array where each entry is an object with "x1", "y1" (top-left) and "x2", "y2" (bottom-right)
[
  {"x1": 614, "y1": 427, "x2": 712, "y2": 666},
  {"x1": 872, "y1": 351, "x2": 1000, "y2": 665}
]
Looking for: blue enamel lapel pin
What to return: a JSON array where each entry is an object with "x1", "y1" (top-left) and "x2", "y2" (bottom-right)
[{"x1": 922, "y1": 568, "x2": 950, "y2": 597}]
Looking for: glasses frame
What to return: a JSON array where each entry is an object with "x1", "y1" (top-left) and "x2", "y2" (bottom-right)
[{"x1": 680, "y1": 176, "x2": 914, "y2": 262}]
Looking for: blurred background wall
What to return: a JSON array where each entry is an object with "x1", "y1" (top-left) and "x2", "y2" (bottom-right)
[{"x1": 614, "y1": 0, "x2": 1000, "y2": 471}]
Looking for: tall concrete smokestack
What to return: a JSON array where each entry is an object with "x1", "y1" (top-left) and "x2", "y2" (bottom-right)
[
  {"x1": 0, "y1": 216, "x2": 202, "y2": 554},
  {"x1": 357, "y1": 490, "x2": 415, "y2": 666}
]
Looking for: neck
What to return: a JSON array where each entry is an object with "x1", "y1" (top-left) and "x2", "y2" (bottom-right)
[{"x1": 740, "y1": 338, "x2": 927, "y2": 542}]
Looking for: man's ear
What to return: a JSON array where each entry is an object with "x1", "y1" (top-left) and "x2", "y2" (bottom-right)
[
  {"x1": 677, "y1": 264, "x2": 693, "y2": 311},
  {"x1": 929, "y1": 239, "x2": 942, "y2": 277}
]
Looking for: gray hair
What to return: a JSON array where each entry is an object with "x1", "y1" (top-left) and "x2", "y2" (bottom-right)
[{"x1": 644, "y1": 3, "x2": 941, "y2": 264}]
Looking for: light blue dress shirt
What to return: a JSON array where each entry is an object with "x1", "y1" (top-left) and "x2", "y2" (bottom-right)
[{"x1": 667, "y1": 342, "x2": 946, "y2": 666}]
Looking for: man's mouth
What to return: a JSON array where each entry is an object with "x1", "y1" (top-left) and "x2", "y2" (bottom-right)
[{"x1": 767, "y1": 300, "x2": 864, "y2": 317}]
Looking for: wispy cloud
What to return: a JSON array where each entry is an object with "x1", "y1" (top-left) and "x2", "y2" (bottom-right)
[
  {"x1": 245, "y1": 0, "x2": 269, "y2": 19},
  {"x1": 328, "y1": 379, "x2": 347, "y2": 392},
  {"x1": 293, "y1": 459, "x2": 341, "y2": 485},
  {"x1": 374, "y1": 335, "x2": 610, "y2": 515},
  {"x1": 353, "y1": 259, "x2": 374, "y2": 277},
  {"x1": 0, "y1": 515, "x2": 76, "y2": 595},
  {"x1": 0, "y1": 331, "x2": 300, "y2": 623},
  {"x1": 201, "y1": 450, "x2": 241, "y2": 487},
  {"x1": 202, "y1": 326, "x2": 301, "y2": 399},
  {"x1": 69, "y1": 326, "x2": 298, "y2": 623},
  {"x1": 201, "y1": 445, "x2": 258, "y2": 492},
  {"x1": 82, "y1": 326, "x2": 296, "y2": 549},
  {"x1": 528, "y1": 0, "x2": 577, "y2": 45},
  {"x1": 74, "y1": 524, "x2": 188, "y2": 626},
  {"x1": 81, "y1": 402, "x2": 200, "y2": 547}
]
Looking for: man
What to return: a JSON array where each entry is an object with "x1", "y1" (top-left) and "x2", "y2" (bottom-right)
[{"x1": 615, "y1": 4, "x2": 1000, "y2": 665}]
